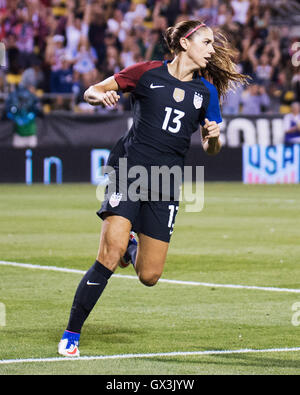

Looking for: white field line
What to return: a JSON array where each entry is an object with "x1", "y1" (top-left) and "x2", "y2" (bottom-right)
[
  {"x1": 0, "y1": 261, "x2": 299, "y2": 366},
  {"x1": 1, "y1": 260, "x2": 300, "y2": 294},
  {"x1": 1, "y1": 347, "x2": 300, "y2": 365}
]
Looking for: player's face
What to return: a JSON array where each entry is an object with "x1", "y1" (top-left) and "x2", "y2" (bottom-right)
[{"x1": 186, "y1": 29, "x2": 215, "y2": 69}]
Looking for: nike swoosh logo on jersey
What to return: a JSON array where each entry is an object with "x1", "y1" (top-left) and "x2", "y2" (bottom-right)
[
  {"x1": 150, "y1": 83, "x2": 165, "y2": 89},
  {"x1": 87, "y1": 280, "x2": 100, "y2": 286}
]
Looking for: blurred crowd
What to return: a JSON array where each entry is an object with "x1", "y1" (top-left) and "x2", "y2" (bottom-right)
[{"x1": 0, "y1": 0, "x2": 300, "y2": 115}]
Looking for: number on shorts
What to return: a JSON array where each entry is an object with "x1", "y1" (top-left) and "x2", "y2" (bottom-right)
[{"x1": 168, "y1": 204, "x2": 179, "y2": 234}]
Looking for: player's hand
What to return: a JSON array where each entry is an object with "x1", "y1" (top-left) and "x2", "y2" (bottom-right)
[
  {"x1": 84, "y1": 87, "x2": 120, "y2": 107},
  {"x1": 100, "y1": 90, "x2": 121, "y2": 107},
  {"x1": 202, "y1": 118, "x2": 220, "y2": 140},
  {"x1": 202, "y1": 118, "x2": 221, "y2": 155}
]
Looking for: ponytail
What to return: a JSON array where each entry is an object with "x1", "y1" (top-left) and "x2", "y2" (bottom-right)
[
  {"x1": 203, "y1": 28, "x2": 249, "y2": 99},
  {"x1": 164, "y1": 20, "x2": 249, "y2": 99}
]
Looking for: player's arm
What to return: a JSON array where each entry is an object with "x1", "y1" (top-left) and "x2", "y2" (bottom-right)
[
  {"x1": 201, "y1": 118, "x2": 222, "y2": 155},
  {"x1": 84, "y1": 76, "x2": 120, "y2": 107}
]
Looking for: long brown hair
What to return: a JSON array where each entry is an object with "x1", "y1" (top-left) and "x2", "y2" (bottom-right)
[{"x1": 164, "y1": 20, "x2": 249, "y2": 99}]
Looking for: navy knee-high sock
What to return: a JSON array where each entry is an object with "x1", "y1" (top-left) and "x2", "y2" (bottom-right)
[{"x1": 66, "y1": 260, "x2": 113, "y2": 334}]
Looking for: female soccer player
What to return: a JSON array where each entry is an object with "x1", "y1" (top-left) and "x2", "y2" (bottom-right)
[{"x1": 58, "y1": 20, "x2": 247, "y2": 357}]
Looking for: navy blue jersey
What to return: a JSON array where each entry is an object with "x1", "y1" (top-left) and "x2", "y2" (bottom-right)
[
  {"x1": 106, "y1": 61, "x2": 222, "y2": 198},
  {"x1": 109, "y1": 60, "x2": 222, "y2": 171}
]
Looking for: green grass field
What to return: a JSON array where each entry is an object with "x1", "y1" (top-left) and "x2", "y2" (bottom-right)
[{"x1": 0, "y1": 182, "x2": 300, "y2": 375}]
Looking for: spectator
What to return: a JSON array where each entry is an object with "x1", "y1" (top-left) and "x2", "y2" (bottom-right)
[
  {"x1": 45, "y1": 34, "x2": 66, "y2": 72},
  {"x1": 73, "y1": 36, "x2": 98, "y2": 87},
  {"x1": 222, "y1": 84, "x2": 244, "y2": 115},
  {"x1": 4, "y1": 33, "x2": 22, "y2": 75},
  {"x1": 120, "y1": 34, "x2": 141, "y2": 68},
  {"x1": 0, "y1": 0, "x2": 298, "y2": 116},
  {"x1": 102, "y1": 44, "x2": 122, "y2": 77},
  {"x1": 117, "y1": 0, "x2": 131, "y2": 15},
  {"x1": 251, "y1": 5, "x2": 270, "y2": 41},
  {"x1": 283, "y1": 102, "x2": 300, "y2": 144},
  {"x1": 124, "y1": 1, "x2": 148, "y2": 28},
  {"x1": 220, "y1": 5, "x2": 241, "y2": 46},
  {"x1": 14, "y1": 5, "x2": 35, "y2": 69},
  {"x1": 248, "y1": 38, "x2": 280, "y2": 87},
  {"x1": 193, "y1": 0, "x2": 219, "y2": 26},
  {"x1": 152, "y1": 0, "x2": 179, "y2": 28},
  {"x1": 240, "y1": 27, "x2": 254, "y2": 76},
  {"x1": 103, "y1": 31, "x2": 122, "y2": 59},
  {"x1": 217, "y1": 2, "x2": 229, "y2": 26},
  {"x1": 44, "y1": 6, "x2": 66, "y2": 37},
  {"x1": 292, "y1": 68, "x2": 300, "y2": 103},
  {"x1": 20, "y1": 55, "x2": 45, "y2": 93},
  {"x1": 29, "y1": 0, "x2": 50, "y2": 57},
  {"x1": 231, "y1": 0, "x2": 250, "y2": 25},
  {"x1": 241, "y1": 83, "x2": 270, "y2": 115},
  {"x1": 88, "y1": 7, "x2": 107, "y2": 66},
  {"x1": 279, "y1": 25, "x2": 290, "y2": 69},
  {"x1": 145, "y1": 29, "x2": 165, "y2": 61},
  {"x1": 65, "y1": 0, "x2": 91, "y2": 62},
  {"x1": 134, "y1": 25, "x2": 147, "y2": 58},
  {"x1": 50, "y1": 56, "x2": 73, "y2": 94},
  {"x1": 107, "y1": 8, "x2": 130, "y2": 43},
  {"x1": 65, "y1": 1, "x2": 83, "y2": 61},
  {"x1": 271, "y1": 71, "x2": 295, "y2": 114},
  {"x1": 45, "y1": 33, "x2": 70, "y2": 96}
]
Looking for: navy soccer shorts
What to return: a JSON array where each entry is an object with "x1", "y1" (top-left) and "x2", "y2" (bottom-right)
[{"x1": 97, "y1": 187, "x2": 179, "y2": 243}]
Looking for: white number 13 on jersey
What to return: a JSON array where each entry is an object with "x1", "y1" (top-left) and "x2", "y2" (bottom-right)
[{"x1": 162, "y1": 107, "x2": 185, "y2": 134}]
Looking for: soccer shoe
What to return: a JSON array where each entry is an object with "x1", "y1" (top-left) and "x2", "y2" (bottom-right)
[
  {"x1": 119, "y1": 232, "x2": 138, "y2": 268},
  {"x1": 58, "y1": 330, "x2": 80, "y2": 357}
]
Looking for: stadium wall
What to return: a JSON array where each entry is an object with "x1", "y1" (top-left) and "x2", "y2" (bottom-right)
[
  {"x1": 0, "y1": 146, "x2": 242, "y2": 183},
  {"x1": 1, "y1": 111, "x2": 285, "y2": 147},
  {"x1": 2, "y1": 112, "x2": 298, "y2": 184}
]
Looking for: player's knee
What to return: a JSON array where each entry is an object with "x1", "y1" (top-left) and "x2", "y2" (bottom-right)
[
  {"x1": 138, "y1": 271, "x2": 160, "y2": 287},
  {"x1": 99, "y1": 243, "x2": 126, "y2": 271}
]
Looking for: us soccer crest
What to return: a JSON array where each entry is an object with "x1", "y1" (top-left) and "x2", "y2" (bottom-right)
[
  {"x1": 173, "y1": 88, "x2": 185, "y2": 102},
  {"x1": 109, "y1": 192, "x2": 123, "y2": 208},
  {"x1": 193, "y1": 92, "x2": 203, "y2": 109}
]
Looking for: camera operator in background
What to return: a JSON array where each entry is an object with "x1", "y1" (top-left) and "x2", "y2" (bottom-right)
[{"x1": 5, "y1": 84, "x2": 43, "y2": 148}]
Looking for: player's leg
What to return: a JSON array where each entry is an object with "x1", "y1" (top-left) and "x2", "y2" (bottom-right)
[
  {"x1": 128, "y1": 199, "x2": 179, "y2": 286},
  {"x1": 96, "y1": 214, "x2": 132, "y2": 270},
  {"x1": 134, "y1": 233, "x2": 169, "y2": 286},
  {"x1": 58, "y1": 215, "x2": 131, "y2": 357}
]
